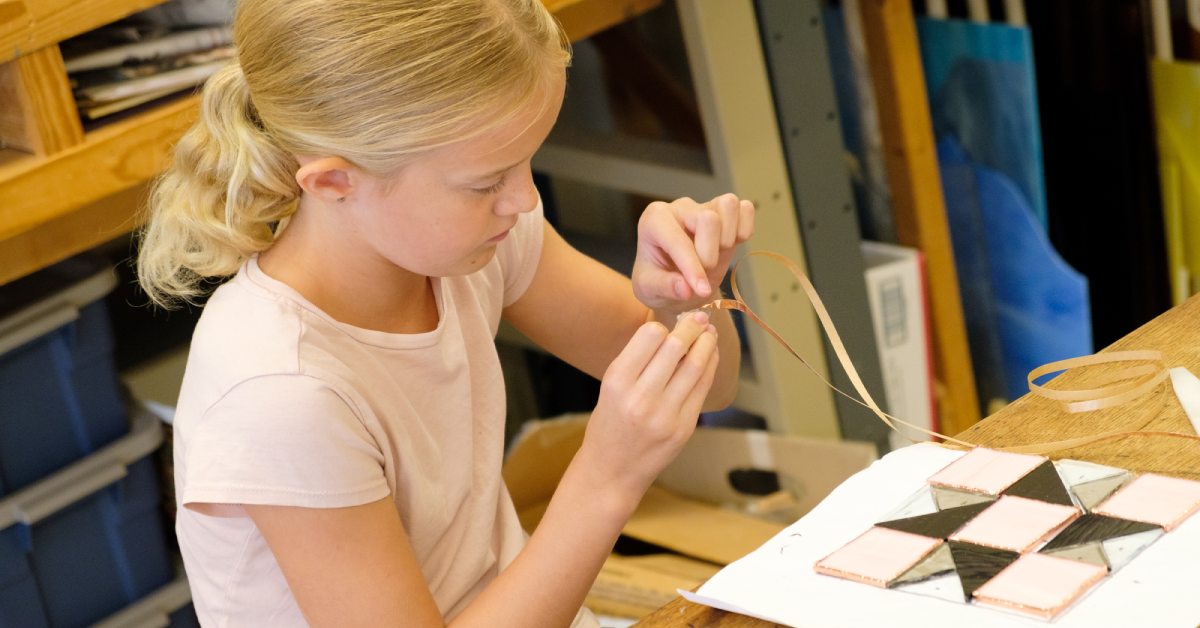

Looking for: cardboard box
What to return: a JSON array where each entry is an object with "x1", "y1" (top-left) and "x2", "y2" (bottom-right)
[
  {"x1": 503, "y1": 415, "x2": 876, "y2": 618},
  {"x1": 862, "y1": 242, "x2": 937, "y2": 451}
]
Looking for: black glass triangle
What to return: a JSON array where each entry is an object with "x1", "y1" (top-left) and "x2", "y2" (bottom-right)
[
  {"x1": 947, "y1": 541, "x2": 1019, "y2": 600},
  {"x1": 1040, "y1": 514, "x2": 1162, "y2": 551},
  {"x1": 1002, "y1": 460, "x2": 1074, "y2": 505},
  {"x1": 876, "y1": 501, "x2": 992, "y2": 539}
]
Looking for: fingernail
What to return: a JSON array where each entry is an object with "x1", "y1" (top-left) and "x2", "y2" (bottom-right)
[
  {"x1": 707, "y1": 324, "x2": 718, "y2": 335},
  {"x1": 691, "y1": 311, "x2": 709, "y2": 324},
  {"x1": 675, "y1": 279, "x2": 688, "y2": 298},
  {"x1": 698, "y1": 279, "x2": 711, "y2": 295}
]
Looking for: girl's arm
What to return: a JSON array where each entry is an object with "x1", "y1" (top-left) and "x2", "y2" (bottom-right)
[
  {"x1": 504, "y1": 193, "x2": 754, "y2": 411},
  {"x1": 246, "y1": 310, "x2": 719, "y2": 627},
  {"x1": 242, "y1": 194, "x2": 750, "y2": 626}
]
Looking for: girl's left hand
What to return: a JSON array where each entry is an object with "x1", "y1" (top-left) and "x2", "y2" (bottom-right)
[{"x1": 632, "y1": 193, "x2": 756, "y2": 314}]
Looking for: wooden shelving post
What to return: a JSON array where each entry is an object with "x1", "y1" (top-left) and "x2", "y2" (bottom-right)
[
  {"x1": 858, "y1": 0, "x2": 981, "y2": 434},
  {"x1": 0, "y1": 45, "x2": 84, "y2": 155}
]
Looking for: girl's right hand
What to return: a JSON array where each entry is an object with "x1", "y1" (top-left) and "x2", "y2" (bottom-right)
[{"x1": 579, "y1": 310, "x2": 720, "y2": 502}]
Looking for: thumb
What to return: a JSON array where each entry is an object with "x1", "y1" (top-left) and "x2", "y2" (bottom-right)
[{"x1": 637, "y1": 266, "x2": 692, "y2": 303}]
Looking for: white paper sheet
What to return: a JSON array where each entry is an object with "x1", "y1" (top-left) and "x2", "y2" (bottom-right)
[
  {"x1": 1169, "y1": 367, "x2": 1200, "y2": 435},
  {"x1": 682, "y1": 444, "x2": 1200, "y2": 627}
]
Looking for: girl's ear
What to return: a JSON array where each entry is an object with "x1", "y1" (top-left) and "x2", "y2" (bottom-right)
[{"x1": 295, "y1": 157, "x2": 357, "y2": 203}]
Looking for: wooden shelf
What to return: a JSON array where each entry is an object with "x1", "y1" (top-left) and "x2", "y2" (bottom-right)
[
  {"x1": 0, "y1": 0, "x2": 170, "y2": 65},
  {"x1": 0, "y1": 95, "x2": 197, "y2": 239},
  {"x1": 0, "y1": 0, "x2": 662, "y2": 286}
]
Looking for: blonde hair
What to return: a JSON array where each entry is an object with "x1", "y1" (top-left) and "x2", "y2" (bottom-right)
[{"x1": 137, "y1": 0, "x2": 570, "y2": 307}]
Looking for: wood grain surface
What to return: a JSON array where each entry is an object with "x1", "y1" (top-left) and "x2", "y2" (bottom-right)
[{"x1": 0, "y1": 45, "x2": 83, "y2": 155}]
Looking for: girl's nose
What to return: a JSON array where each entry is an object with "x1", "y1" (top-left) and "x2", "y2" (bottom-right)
[{"x1": 494, "y1": 168, "x2": 538, "y2": 216}]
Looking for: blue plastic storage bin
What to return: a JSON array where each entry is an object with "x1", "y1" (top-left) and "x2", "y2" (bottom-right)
[
  {"x1": 0, "y1": 261, "x2": 127, "y2": 497},
  {"x1": 93, "y1": 574, "x2": 199, "y2": 628},
  {"x1": 0, "y1": 410, "x2": 173, "y2": 627},
  {"x1": 169, "y1": 603, "x2": 201, "y2": 627},
  {"x1": 0, "y1": 525, "x2": 43, "y2": 627}
]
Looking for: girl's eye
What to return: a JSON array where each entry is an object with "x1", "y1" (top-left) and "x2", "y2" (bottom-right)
[{"x1": 473, "y1": 179, "x2": 506, "y2": 195}]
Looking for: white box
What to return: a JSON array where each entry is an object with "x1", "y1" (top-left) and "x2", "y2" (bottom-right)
[{"x1": 861, "y1": 242, "x2": 936, "y2": 450}]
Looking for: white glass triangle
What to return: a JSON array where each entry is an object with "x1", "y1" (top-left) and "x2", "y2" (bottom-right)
[
  {"x1": 1102, "y1": 528, "x2": 1164, "y2": 572},
  {"x1": 882, "y1": 486, "x2": 939, "y2": 520},
  {"x1": 1055, "y1": 459, "x2": 1128, "y2": 487},
  {"x1": 932, "y1": 486, "x2": 993, "y2": 510},
  {"x1": 893, "y1": 571, "x2": 966, "y2": 604}
]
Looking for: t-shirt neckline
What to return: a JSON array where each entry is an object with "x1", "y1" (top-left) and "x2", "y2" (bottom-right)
[{"x1": 243, "y1": 255, "x2": 446, "y2": 349}]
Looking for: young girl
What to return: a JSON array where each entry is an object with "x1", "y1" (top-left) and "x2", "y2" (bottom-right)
[{"x1": 138, "y1": 0, "x2": 754, "y2": 625}]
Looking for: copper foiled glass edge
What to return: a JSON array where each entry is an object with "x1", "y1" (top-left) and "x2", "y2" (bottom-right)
[
  {"x1": 948, "y1": 496, "x2": 1081, "y2": 553},
  {"x1": 927, "y1": 448, "x2": 1047, "y2": 495},
  {"x1": 813, "y1": 529, "x2": 944, "y2": 588},
  {"x1": 1092, "y1": 474, "x2": 1200, "y2": 531},
  {"x1": 812, "y1": 563, "x2": 891, "y2": 588},
  {"x1": 973, "y1": 565, "x2": 1106, "y2": 620}
]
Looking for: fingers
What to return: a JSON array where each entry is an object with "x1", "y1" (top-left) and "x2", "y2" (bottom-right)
[
  {"x1": 714, "y1": 193, "x2": 740, "y2": 249},
  {"x1": 682, "y1": 193, "x2": 753, "y2": 265},
  {"x1": 636, "y1": 311, "x2": 712, "y2": 394},
  {"x1": 737, "y1": 199, "x2": 755, "y2": 242},
  {"x1": 691, "y1": 206, "x2": 722, "y2": 270},
  {"x1": 636, "y1": 193, "x2": 755, "y2": 305},
  {"x1": 639, "y1": 266, "x2": 691, "y2": 303},
  {"x1": 605, "y1": 311, "x2": 714, "y2": 390},
  {"x1": 605, "y1": 320, "x2": 669, "y2": 386},
  {"x1": 675, "y1": 336, "x2": 720, "y2": 418},
  {"x1": 643, "y1": 206, "x2": 711, "y2": 299},
  {"x1": 665, "y1": 321, "x2": 719, "y2": 402}
]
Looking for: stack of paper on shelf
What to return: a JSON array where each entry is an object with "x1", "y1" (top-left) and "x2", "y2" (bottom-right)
[
  {"x1": 63, "y1": 24, "x2": 233, "y2": 121},
  {"x1": 861, "y1": 242, "x2": 937, "y2": 450}
]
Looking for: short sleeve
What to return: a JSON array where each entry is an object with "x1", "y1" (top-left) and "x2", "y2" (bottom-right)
[
  {"x1": 180, "y1": 374, "x2": 390, "y2": 509},
  {"x1": 497, "y1": 198, "x2": 545, "y2": 306}
]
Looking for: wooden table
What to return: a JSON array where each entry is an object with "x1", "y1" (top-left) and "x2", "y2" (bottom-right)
[{"x1": 635, "y1": 293, "x2": 1200, "y2": 626}]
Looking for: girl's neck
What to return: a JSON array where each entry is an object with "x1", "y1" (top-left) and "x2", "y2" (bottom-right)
[{"x1": 258, "y1": 209, "x2": 439, "y2": 335}]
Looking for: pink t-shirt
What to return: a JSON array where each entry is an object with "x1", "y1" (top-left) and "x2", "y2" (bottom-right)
[{"x1": 174, "y1": 204, "x2": 571, "y2": 625}]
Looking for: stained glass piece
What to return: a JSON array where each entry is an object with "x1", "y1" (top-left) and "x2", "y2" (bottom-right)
[
  {"x1": 1041, "y1": 514, "x2": 1160, "y2": 551},
  {"x1": 973, "y1": 553, "x2": 1107, "y2": 620},
  {"x1": 932, "y1": 486, "x2": 993, "y2": 510},
  {"x1": 1093, "y1": 474, "x2": 1200, "y2": 531},
  {"x1": 892, "y1": 571, "x2": 966, "y2": 604},
  {"x1": 947, "y1": 541, "x2": 1019, "y2": 600},
  {"x1": 950, "y1": 495, "x2": 1079, "y2": 553},
  {"x1": 891, "y1": 543, "x2": 956, "y2": 585},
  {"x1": 814, "y1": 527, "x2": 943, "y2": 587},
  {"x1": 877, "y1": 501, "x2": 992, "y2": 539},
  {"x1": 1101, "y1": 528, "x2": 1164, "y2": 572},
  {"x1": 1071, "y1": 473, "x2": 1133, "y2": 512},
  {"x1": 1043, "y1": 542, "x2": 1109, "y2": 568},
  {"x1": 928, "y1": 448, "x2": 1046, "y2": 495},
  {"x1": 881, "y1": 485, "x2": 939, "y2": 521},
  {"x1": 1003, "y1": 460, "x2": 1074, "y2": 506},
  {"x1": 1055, "y1": 459, "x2": 1129, "y2": 487}
]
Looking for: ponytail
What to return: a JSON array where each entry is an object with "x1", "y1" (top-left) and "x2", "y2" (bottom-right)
[
  {"x1": 137, "y1": 62, "x2": 300, "y2": 307},
  {"x1": 138, "y1": 0, "x2": 571, "y2": 308}
]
